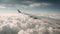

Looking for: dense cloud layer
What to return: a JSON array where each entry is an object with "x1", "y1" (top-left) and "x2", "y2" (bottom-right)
[{"x1": 0, "y1": 13, "x2": 60, "y2": 34}]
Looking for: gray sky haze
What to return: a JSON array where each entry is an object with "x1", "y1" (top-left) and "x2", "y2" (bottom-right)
[{"x1": 0, "y1": 0, "x2": 60, "y2": 14}]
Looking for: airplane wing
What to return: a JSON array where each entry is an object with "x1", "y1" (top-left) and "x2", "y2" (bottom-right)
[
  {"x1": 17, "y1": 9, "x2": 60, "y2": 24},
  {"x1": 17, "y1": 9, "x2": 60, "y2": 29},
  {"x1": 17, "y1": 9, "x2": 38, "y2": 19}
]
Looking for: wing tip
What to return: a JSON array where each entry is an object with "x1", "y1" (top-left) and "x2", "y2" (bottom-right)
[{"x1": 17, "y1": 9, "x2": 21, "y2": 13}]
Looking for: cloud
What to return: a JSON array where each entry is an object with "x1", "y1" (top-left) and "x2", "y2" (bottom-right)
[
  {"x1": 0, "y1": 13, "x2": 60, "y2": 34},
  {"x1": 0, "y1": 6, "x2": 6, "y2": 8},
  {"x1": 14, "y1": 1, "x2": 51, "y2": 8},
  {"x1": 0, "y1": 0, "x2": 51, "y2": 8},
  {"x1": 14, "y1": 2, "x2": 50, "y2": 8},
  {"x1": 29, "y1": 3, "x2": 50, "y2": 7},
  {"x1": 0, "y1": 0, "x2": 59, "y2": 8},
  {"x1": 0, "y1": 0, "x2": 59, "y2": 12}
]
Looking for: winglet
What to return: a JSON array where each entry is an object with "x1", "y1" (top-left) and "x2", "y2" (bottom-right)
[{"x1": 17, "y1": 9, "x2": 21, "y2": 13}]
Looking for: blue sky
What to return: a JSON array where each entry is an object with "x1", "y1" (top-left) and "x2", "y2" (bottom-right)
[{"x1": 0, "y1": 0, "x2": 60, "y2": 13}]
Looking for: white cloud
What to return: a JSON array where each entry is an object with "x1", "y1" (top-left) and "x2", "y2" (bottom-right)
[
  {"x1": 29, "y1": 3, "x2": 50, "y2": 7},
  {"x1": 29, "y1": 3, "x2": 41, "y2": 7},
  {"x1": 0, "y1": 13, "x2": 60, "y2": 34},
  {"x1": 14, "y1": 2, "x2": 51, "y2": 8},
  {"x1": 0, "y1": 6, "x2": 6, "y2": 8},
  {"x1": 0, "y1": 2, "x2": 51, "y2": 9}
]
